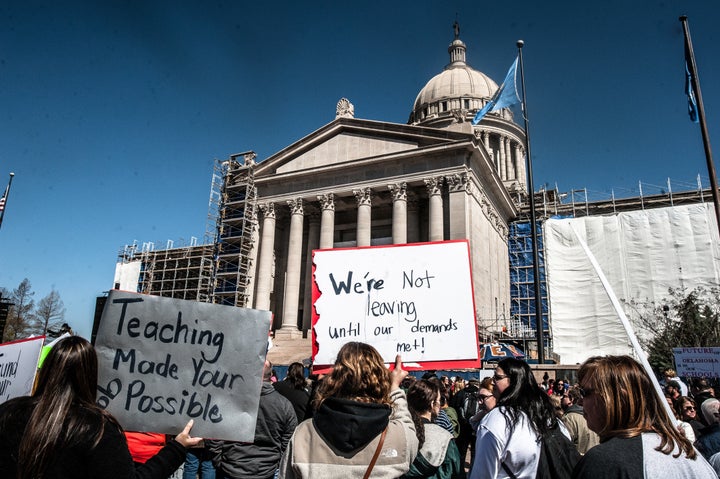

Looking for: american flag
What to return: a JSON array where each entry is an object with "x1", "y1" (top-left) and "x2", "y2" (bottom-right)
[{"x1": 0, "y1": 196, "x2": 5, "y2": 212}]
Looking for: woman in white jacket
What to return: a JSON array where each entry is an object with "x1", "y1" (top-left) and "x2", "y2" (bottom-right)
[{"x1": 469, "y1": 358, "x2": 564, "y2": 479}]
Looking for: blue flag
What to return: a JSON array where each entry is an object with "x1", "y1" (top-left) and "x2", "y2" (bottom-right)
[
  {"x1": 472, "y1": 56, "x2": 520, "y2": 125},
  {"x1": 685, "y1": 51, "x2": 699, "y2": 123}
]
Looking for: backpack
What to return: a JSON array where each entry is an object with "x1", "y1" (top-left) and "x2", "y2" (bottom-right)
[
  {"x1": 501, "y1": 423, "x2": 581, "y2": 479},
  {"x1": 535, "y1": 424, "x2": 581, "y2": 479},
  {"x1": 459, "y1": 389, "x2": 479, "y2": 422}
]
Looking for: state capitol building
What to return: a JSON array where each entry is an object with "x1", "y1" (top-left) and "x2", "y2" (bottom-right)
[{"x1": 112, "y1": 25, "x2": 719, "y2": 366}]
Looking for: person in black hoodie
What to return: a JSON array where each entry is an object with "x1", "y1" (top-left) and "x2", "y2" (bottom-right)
[{"x1": 278, "y1": 341, "x2": 418, "y2": 479}]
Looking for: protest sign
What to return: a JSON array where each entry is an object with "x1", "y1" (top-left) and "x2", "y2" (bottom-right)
[
  {"x1": 312, "y1": 240, "x2": 479, "y2": 371},
  {"x1": 673, "y1": 347, "x2": 720, "y2": 378},
  {"x1": 0, "y1": 336, "x2": 45, "y2": 402},
  {"x1": 95, "y1": 290, "x2": 272, "y2": 441}
]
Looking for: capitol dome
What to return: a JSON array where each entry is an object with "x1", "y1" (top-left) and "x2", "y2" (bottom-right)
[{"x1": 409, "y1": 26, "x2": 513, "y2": 127}]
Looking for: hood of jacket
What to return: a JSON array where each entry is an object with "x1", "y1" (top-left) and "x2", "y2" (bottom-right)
[
  {"x1": 564, "y1": 404, "x2": 584, "y2": 416},
  {"x1": 313, "y1": 396, "x2": 391, "y2": 453},
  {"x1": 261, "y1": 382, "x2": 277, "y2": 395}
]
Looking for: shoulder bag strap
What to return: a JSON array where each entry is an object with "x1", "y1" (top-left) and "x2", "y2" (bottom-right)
[
  {"x1": 363, "y1": 426, "x2": 388, "y2": 479},
  {"x1": 501, "y1": 461, "x2": 519, "y2": 479}
]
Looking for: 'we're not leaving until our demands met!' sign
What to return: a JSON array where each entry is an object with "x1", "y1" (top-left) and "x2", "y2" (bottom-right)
[
  {"x1": 95, "y1": 290, "x2": 271, "y2": 441},
  {"x1": 312, "y1": 240, "x2": 480, "y2": 372}
]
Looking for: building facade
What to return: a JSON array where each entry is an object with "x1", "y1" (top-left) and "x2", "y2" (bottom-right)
[{"x1": 115, "y1": 27, "x2": 528, "y2": 358}]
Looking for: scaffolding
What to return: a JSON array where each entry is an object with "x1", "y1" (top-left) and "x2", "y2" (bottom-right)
[
  {"x1": 117, "y1": 241, "x2": 216, "y2": 302},
  {"x1": 518, "y1": 176, "x2": 714, "y2": 221},
  {"x1": 210, "y1": 152, "x2": 258, "y2": 307},
  {"x1": 508, "y1": 221, "x2": 550, "y2": 346}
]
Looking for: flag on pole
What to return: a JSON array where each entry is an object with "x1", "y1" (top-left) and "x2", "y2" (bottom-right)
[
  {"x1": 685, "y1": 46, "x2": 699, "y2": 123},
  {"x1": 472, "y1": 56, "x2": 520, "y2": 125},
  {"x1": 0, "y1": 173, "x2": 14, "y2": 230}
]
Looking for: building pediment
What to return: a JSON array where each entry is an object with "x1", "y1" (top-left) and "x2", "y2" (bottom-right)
[{"x1": 254, "y1": 117, "x2": 472, "y2": 176}]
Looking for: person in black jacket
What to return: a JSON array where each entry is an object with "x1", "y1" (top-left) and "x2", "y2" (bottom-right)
[
  {"x1": 450, "y1": 379, "x2": 479, "y2": 468},
  {"x1": 0, "y1": 336, "x2": 202, "y2": 479},
  {"x1": 208, "y1": 360, "x2": 298, "y2": 479},
  {"x1": 274, "y1": 362, "x2": 312, "y2": 422}
]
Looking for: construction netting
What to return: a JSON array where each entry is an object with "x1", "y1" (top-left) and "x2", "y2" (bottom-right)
[{"x1": 544, "y1": 203, "x2": 720, "y2": 364}]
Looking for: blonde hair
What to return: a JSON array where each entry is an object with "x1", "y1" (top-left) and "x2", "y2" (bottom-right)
[{"x1": 314, "y1": 342, "x2": 391, "y2": 408}]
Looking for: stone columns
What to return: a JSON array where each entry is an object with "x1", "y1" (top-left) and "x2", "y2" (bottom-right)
[
  {"x1": 318, "y1": 193, "x2": 335, "y2": 249},
  {"x1": 244, "y1": 206, "x2": 260, "y2": 307},
  {"x1": 515, "y1": 144, "x2": 527, "y2": 190},
  {"x1": 255, "y1": 203, "x2": 276, "y2": 311},
  {"x1": 505, "y1": 138, "x2": 513, "y2": 180},
  {"x1": 388, "y1": 182, "x2": 407, "y2": 244},
  {"x1": 447, "y1": 172, "x2": 471, "y2": 240},
  {"x1": 302, "y1": 211, "x2": 320, "y2": 332},
  {"x1": 425, "y1": 177, "x2": 444, "y2": 242},
  {"x1": 499, "y1": 136, "x2": 507, "y2": 181},
  {"x1": 354, "y1": 187, "x2": 373, "y2": 246},
  {"x1": 279, "y1": 199, "x2": 304, "y2": 335},
  {"x1": 407, "y1": 193, "x2": 420, "y2": 244}
]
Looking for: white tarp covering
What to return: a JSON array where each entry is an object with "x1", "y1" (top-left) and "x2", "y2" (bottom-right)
[
  {"x1": 545, "y1": 203, "x2": 720, "y2": 364},
  {"x1": 113, "y1": 260, "x2": 142, "y2": 292}
]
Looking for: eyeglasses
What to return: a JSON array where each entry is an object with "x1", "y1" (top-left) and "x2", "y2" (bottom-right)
[
  {"x1": 684, "y1": 406, "x2": 696, "y2": 412},
  {"x1": 578, "y1": 386, "x2": 595, "y2": 398},
  {"x1": 493, "y1": 374, "x2": 508, "y2": 381},
  {"x1": 478, "y1": 394, "x2": 494, "y2": 402}
]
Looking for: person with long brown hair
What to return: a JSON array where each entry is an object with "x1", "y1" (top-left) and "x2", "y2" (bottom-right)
[
  {"x1": 403, "y1": 379, "x2": 465, "y2": 479},
  {"x1": 278, "y1": 341, "x2": 418, "y2": 479},
  {"x1": 0, "y1": 336, "x2": 202, "y2": 479},
  {"x1": 572, "y1": 355, "x2": 716, "y2": 478},
  {"x1": 274, "y1": 361, "x2": 312, "y2": 422}
]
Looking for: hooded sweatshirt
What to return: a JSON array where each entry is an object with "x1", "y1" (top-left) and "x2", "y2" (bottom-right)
[{"x1": 278, "y1": 388, "x2": 418, "y2": 479}]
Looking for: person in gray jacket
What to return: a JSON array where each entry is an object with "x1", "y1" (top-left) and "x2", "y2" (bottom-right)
[
  {"x1": 209, "y1": 360, "x2": 297, "y2": 479},
  {"x1": 560, "y1": 386, "x2": 599, "y2": 455},
  {"x1": 279, "y1": 342, "x2": 418, "y2": 479}
]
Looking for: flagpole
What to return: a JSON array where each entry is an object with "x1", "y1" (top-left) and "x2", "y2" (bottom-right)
[
  {"x1": 0, "y1": 172, "x2": 15, "y2": 231},
  {"x1": 516, "y1": 40, "x2": 545, "y2": 364},
  {"x1": 680, "y1": 16, "x2": 720, "y2": 238}
]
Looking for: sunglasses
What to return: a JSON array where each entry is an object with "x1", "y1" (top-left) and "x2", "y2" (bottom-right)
[
  {"x1": 478, "y1": 394, "x2": 494, "y2": 402},
  {"x1": 493, "y1": 374, "x2": 508, "y2": 381},
  {"x1": 684, "y1": 406, "x2": 696, "y2": 412}
]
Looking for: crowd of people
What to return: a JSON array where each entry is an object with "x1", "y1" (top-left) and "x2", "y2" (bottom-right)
[{"x1": 0, "y1": 337, "x2": 719, "y2": 478}]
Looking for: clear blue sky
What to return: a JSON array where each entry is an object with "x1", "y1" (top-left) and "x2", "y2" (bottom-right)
[{"x1": 1, "y1": 1, "x2": 718, "y2": 339}]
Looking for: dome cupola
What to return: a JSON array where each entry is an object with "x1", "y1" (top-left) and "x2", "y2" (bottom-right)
[{"x1": 409, "y1": 22, "x2": 512, "y2": 127}]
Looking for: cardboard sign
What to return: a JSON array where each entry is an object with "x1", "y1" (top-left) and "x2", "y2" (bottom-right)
[
  {"x1": 0, "y1": 336, "x2": 45, "y2": 402},
  {"x1": 95, "y1": 290, "x2": 272, "y2": 441},
  {"x1": 312, "y1": 240, "x2": 480, "y2": 372},
  {"x1": 673, "y1": 347, "x2": 720, "y2": 378}
]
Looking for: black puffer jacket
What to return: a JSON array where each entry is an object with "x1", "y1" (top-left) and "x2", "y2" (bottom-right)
[{"x1": 208, "y1": 383, "x2": 298, "y2": 479}]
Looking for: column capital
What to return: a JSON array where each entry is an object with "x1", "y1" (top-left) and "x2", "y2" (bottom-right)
[
  {"x1": 424, "y1": 177, "x2": 444, "y2": 196},
  {"x1": 353, "y1": 187, "x2": 373, "y2": 206},
  {"x1": 287, "y1": 198, "x2": 304, "y2": 215},
  {"x1": 258, "y1": 202, "x2": 276, "y2": 219},
  {"x1": 317, "y1": 193, "x2": 335, "y2": 211},
  {"x1": 388, "y1": 182, "x2": 407, "y2": 201},
  {"x1": 446, "y1": 172, "x2": 473, "y2": 194}
]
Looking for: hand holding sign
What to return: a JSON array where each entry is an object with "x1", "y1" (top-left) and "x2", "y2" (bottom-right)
[
  {"x1": 175, "y1": 419, "x2": 203, "y2": 448},
  {"x1": 390, "y1": 355, "x2": 407, "y2": 391}
]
